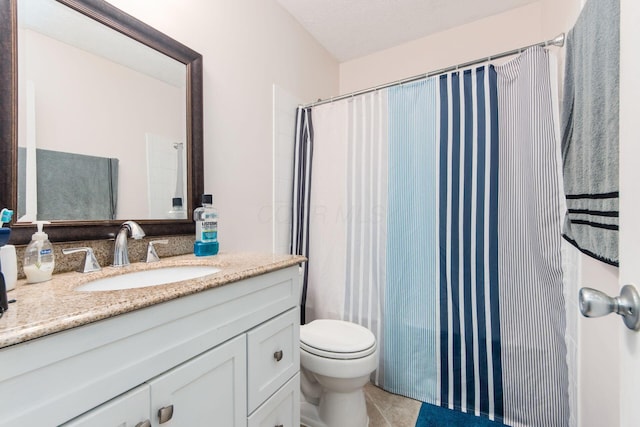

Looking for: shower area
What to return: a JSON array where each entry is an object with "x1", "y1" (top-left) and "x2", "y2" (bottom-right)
[
  {"x1": 281, "y1": 0, "x2": 620, "y2": 425},
  {"x1": 293, "y1": 46, "x2": 572, "y2": 426}
]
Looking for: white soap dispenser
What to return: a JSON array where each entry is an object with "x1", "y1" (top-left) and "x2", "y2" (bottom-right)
[{"x1": 23, "y1": 221, "x2": 55, "y2": 284}]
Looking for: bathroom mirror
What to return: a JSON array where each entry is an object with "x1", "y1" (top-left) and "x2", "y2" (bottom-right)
[{"x1": 0, "y1": 0, "x2": 204, "y2": 243}]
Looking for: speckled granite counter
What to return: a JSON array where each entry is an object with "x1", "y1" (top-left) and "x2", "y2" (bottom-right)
[{"x1": 0, "y1": 252, "x2": 305, "y2": 349}]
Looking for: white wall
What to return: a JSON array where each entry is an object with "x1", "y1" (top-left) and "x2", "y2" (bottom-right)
[
  {"x1": 339, "y1": 3, "x2": 543, "y2": 95},
  {"x1": 272, "y1": 85, "x2": 303, "y2": 255},
  {"x1": 105, "y1": 0, "x2": 339, "y2": 252}
]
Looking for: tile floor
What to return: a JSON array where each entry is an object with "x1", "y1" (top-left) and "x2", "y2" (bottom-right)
[{"x1": 364, "y1": 382, "x2": 422, "y2": 427}]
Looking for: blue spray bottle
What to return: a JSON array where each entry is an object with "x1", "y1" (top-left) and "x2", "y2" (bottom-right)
[{"x1": 0, "y1": 209, "x2": 14, "y2": 313}]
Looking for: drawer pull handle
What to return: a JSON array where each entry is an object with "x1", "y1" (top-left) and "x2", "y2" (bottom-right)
[
  {"x1": 273, "y1": 350, "x2": 283, "y2": 362},
  {"x1": 158, "y1": 405, "x2": 174, "y2": 424},
  {"x1": 275, "y1": 425, "x2": 284, "y2": 427},
  {"x1": 135, "y1": 421, "x2": 151, "y2": 427}
]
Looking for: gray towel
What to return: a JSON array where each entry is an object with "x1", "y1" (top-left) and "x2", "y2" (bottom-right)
[
  {"x1": 18, "y1": 148, "x2": 119, "y2": 221},
  {"x1": 561, "y1": 0, "x2": 620, "y2": 266}
]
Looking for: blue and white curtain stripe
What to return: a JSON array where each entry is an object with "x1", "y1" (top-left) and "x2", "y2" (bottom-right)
[
  {"x1": 436, "y1": 66, "x2": 503, "y2": 418},
  {"x1": 384, "y1": 79, "x2": 438, "y2": 398},
  {"x1": 303, "y1": 46, "x2": 569, "y2": 426}
]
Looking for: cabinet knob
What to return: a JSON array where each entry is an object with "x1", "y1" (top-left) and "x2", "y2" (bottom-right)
[
  {"x1": 135, "y1": 421, "x2": 151, "y2": 427},
  {"x1": 273, "y1": 350, "x2": 283, "y2": 362},
  {"x1": 158, "y1": 404, "x2": 174, "y2": 424}
]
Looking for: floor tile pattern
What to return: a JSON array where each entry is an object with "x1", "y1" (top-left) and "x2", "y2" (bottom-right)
[{"x1": 365, "y1": 383, "x2": 422, "y2": 427}]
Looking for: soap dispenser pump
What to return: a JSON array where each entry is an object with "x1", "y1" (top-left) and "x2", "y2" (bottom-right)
[{"x1": 23, "y1": 221, "x2": 55, "y2": 284}]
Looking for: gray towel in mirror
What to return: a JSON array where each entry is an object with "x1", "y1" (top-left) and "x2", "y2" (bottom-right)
[{"x1": 18, "y1": 147, "x2": 119, "y2": 221}]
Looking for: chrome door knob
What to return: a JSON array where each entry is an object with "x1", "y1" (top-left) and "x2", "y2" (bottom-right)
[{"x1": 579, "y1": 284, "x2": 640, "y2": 331}]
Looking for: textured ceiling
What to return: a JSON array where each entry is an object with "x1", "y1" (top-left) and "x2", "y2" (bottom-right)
[{"x1": 276, "y1": 0, "x2": 538, "y2": 61}]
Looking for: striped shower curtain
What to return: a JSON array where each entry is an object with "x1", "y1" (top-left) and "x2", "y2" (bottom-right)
[
  {"x1": 292, "y1": 107, "x2": 313, "y2": 324},
  {"x1": 302, "y1": 47, "x2": 569, "y2": 426}
]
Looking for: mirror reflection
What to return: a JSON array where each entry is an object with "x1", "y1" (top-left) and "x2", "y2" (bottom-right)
[{"x1": 16, "y1": 0, "x2": 188, "y2": 222}]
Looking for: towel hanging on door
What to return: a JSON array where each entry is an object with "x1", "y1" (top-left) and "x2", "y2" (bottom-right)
[{"x1": 560, "y1": 0, "x2": 620, "y2": 266}]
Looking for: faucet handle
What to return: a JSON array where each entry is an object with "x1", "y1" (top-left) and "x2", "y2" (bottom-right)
[
  {"x1": 62, "y1": 247, "x2": 101, "y2": 273},
  {"x1": 146, "y1": 240, "x2": 168, "y2": 263}
]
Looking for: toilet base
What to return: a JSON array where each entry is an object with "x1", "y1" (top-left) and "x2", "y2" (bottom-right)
[
  {"x1": 301, "y1": 400, "x2": 327, "y2": 427},
  {"x1": 301, "y1": 386, "x2": 369, "y2": 427}
]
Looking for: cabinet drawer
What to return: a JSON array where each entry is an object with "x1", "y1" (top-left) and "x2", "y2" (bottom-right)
[
  {"x1": 247, "y1": 308, "x2": 299, "y2": 413},
  {"x1": 248, "y1": 373, "x2": 300, "y2": 427}
]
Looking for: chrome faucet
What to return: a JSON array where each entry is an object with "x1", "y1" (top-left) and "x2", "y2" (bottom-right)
[{"x1": 113, "y1": 221, "x2": 146, "y2": 267}]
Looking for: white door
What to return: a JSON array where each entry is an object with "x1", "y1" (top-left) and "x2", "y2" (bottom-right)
[{"x1": 618, "y1": 0, "x2": 640, "y2": 425}]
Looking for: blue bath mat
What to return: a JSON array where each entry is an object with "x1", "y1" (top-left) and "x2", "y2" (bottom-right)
[{"x1": 416, "y1": 403, "x2": 508, "y2": 427}]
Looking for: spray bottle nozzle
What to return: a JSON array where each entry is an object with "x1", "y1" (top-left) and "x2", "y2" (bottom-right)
[
  {"x1": 0, "y1": 209, "x2": 13, "y2": 227},
  {"x1": 0, "y1": 209, "x2": 13, "y2": 247}
]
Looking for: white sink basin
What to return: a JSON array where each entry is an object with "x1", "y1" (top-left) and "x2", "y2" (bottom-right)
[{"x1": 76, "y1": 266, "x2": 221, "y2": 291}]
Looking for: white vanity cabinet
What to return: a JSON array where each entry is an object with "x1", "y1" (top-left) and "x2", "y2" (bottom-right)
[{"x1": 0, "y1": 265, "x2": 300, "y2": 427}]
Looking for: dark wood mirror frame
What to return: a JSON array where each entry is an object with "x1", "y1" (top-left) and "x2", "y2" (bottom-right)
[{"x1": 0, "y1": 0, "x2": 203, "y2": 244}]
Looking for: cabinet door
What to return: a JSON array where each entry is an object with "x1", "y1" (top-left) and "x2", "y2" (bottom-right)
[
  {"x1": 248, "y1": 373, "x2": 300, "y2": 427},
  {"x1": 61, "y1": 385, "x2": 151, "y2": 427},
  {"x1": 148, "y1": 335, "x2": 246, "y2": 427}
]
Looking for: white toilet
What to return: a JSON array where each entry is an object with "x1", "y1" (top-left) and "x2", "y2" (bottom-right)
[{"x1": 299, "y1": 318, "x2": 379, "y2": 427}]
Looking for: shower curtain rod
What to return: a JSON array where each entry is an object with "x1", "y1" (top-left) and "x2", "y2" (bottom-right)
[{"x1": 304, "y1": 33, "x2": 565, "y2": 108}]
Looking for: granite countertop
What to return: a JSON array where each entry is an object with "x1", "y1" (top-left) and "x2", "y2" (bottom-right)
[{"x1": 0, "y1": 252, "x2": 305, "y2": 349}]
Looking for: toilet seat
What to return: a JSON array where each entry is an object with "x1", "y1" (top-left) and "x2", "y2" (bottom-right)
[{"x1": 300, "y1": 319, "x2": 376, "y2": 360}]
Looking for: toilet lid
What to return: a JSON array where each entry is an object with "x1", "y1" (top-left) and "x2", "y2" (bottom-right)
[{"x1": 300, "y1": 319, "x2": 376, "y2": 360}]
